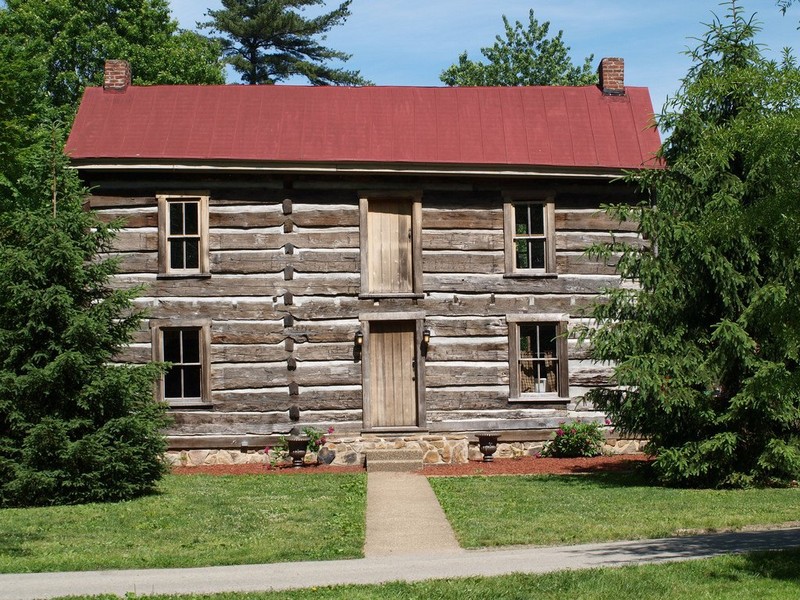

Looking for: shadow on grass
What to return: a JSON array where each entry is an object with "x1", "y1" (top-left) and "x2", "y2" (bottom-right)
[
  {"x1": 0, "y1": 532, "x2": 40, "y2": 558},
  {"x1": 739, "y1": 547, "x2": 800, "y2": 582},
  {"x1": 523, "y1": 468, "x2": 655, "y2": 489}
]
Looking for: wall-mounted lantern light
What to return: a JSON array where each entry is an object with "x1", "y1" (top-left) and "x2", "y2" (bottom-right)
[
  {"x1": 422, "y1": 328, "x2": 431, "y2": 346},
  {"x1": 355, "y1": 330, "x2": 364, "y2": 346}
]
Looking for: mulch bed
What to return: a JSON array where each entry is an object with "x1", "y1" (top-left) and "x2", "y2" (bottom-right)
[{"x1": 171, "y1": 454, "x2": 651, "y2": 476}]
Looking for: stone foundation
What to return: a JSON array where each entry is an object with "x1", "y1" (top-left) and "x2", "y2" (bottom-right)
[{"x1": 166, "y1": 435, "x2": 646, "y2": 467}]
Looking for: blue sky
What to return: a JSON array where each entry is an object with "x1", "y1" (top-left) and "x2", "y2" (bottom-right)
[{"x1": 170, "y1": 1, "x2": 798, "y2": 116}]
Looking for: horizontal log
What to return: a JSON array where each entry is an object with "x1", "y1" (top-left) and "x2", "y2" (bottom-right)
[
  {"x1": 422, "y1": 207, "x2": 503, "y2": 230},
  {"x1": 111, "y1": 231, "x2": 158, "y2": 252},
  {"x1": 114, "y1": 274, "x2": 361, "y2": 297},
  {"x1": 165, "y1": 409, "x2": 363, "y2": 434},
  {"x1": 210, "y1": 229, "x2": 360, "y2": 251},
  {"x1": 87, "y1": 195, "x2": 156, "y2": 209},
  {"x1": 427, "y1": 316, "x2": 507, "y2": 337},
  {"x1": 211, "y1": 249, "x2": 359, "y2": 275},
  {"x1": 426, "y1": 362, "x2": 508, "y2": 387},
  {"x1": 95, "y1": 209, "x2": 157, "y2": 228},
  {"x1": 291, "y1": 205, "x2": 359, "y2": 227},
  {"x1": 293, "y1": 341, "x2": 360, "y2": 362},
  {"x1": 212, "y1": 321, "x2": 286, "y2": 344},
  {"x1": 556, "y1": 253, "x2": 619, "y2": 275},
  {"x1": 211, "y1": 390, "x2": 363, "y2": 412},
  {"x1": 555, "y1": 209, "x2": 639, "y2": 232},
  {"x1": 556, "y1": 231, "x2": 644, "y2": 252},
  {"x1": 423, "y1": 274, "x2": 621, "y2": 295},
  {"x1": 422, "y1": 231, "x2": 503, "y2": 251},
  {"x1": 212, "y1": 362, "x2": 361, "y2": 390},
  {"x1": 112, "y1": 344, "x2": 151, "y2": 363},
  {"x1": 209, "y1": 209, "x2": 283, "y2": 228},
  {"x1": 425, "y1": 339, "x2": 507, "y2": 362},
  {"x1": 426, "y1": 388, "x2": 509, "y2": 411},
  {"x1": 211, "y1": 344, "x2": 288, "y2": 363},
  {"x1": 422, "y1": 251, "x2": 504, "y2": 274}
]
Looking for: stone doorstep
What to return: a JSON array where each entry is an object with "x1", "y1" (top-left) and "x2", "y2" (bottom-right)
[{"x1": 365, "y1": 448, "x2": 424, "y2": 473}]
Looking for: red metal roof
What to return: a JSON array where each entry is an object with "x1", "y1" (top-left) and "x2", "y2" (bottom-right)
[{"x1": 65, "y1": 84, "x2": 661, "y2": 171}]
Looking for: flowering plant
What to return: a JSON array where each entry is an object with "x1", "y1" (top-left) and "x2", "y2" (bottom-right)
[
  {"x1": 541, "y1": 421, "x2": 605, "y2": 458},
  {"x1": 304, "y1": 426, "x2": 335, "y2": 453}
]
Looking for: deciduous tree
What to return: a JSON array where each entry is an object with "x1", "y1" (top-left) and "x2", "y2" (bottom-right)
[
  {"x1": 202, "y1": 0, "x2": 368, "y2": 85},
  {"x1": 584, "y1": 1, "x2": 800, "y2": 487},
  {"x1": 440, "y1": 10, "x2": 596, "y2": 87}
]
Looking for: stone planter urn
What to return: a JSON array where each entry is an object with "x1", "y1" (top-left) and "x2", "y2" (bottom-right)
[
  {"x1": 287, "y1": 427, "x2": 310, "y2": 468},
  {"x1": 477, "y1": 434, "x2": 499, "y2": 463}
]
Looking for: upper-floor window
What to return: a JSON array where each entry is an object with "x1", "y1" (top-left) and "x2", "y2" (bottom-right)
[
  {"x1": 503, "y1": 196, "x2": 556, "y2": 275},
  {"x1": 157, "y1": 193, "x2": 209, "y2": 276}
]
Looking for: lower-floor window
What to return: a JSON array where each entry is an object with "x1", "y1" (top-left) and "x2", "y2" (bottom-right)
[
  {"x1": 163, "y1": 328, "x2": 202, "y2": 401},
  {"x1": 507, "y1": 314, "x2": 569, "y2": 400},
  {"x1": 151, "y1": 320, "x2": 210, "y2": 406}
]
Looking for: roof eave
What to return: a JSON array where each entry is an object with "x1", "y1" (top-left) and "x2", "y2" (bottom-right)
[{"x1": 67, "y1": 158, "x2": 657, "y2": 180}]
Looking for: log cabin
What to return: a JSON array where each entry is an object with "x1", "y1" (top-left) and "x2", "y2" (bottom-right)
[{"x1": 64, "y1": 58, "x2": 661, "y2": 465}]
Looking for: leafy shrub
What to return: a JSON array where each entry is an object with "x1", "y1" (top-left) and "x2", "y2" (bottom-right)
[{"x1": 541, "y1": 421, "x2": 605, "y2": 458}]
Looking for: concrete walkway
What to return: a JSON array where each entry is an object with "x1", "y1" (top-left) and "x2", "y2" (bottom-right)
[
  {"x1": 1, "y1": 472, "x2": 799, "y2": 599},
  {"x1": 364, "y1": 472, "x2": 462, "y2": 557}
]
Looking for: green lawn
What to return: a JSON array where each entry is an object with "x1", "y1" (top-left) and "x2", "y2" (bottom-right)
[
  {"x1": 0, "y1": 473, "x2": 366, "y2": 573},
  {"x1": 55, "y1": 549, "x2": 800, "y2": 599},
  {"x1": 428, "y1": 471, "x2": 800, "y2": 548}
]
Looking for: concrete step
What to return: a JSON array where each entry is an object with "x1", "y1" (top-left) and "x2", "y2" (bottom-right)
[{"x1": 365, "y1": 449, "x2": 424, "y2": 472}]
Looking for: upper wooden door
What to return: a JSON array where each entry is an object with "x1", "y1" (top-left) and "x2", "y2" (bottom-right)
[
  {"x1": 365, "y1": 198, "x2": 413, "y2": 293},
  {"x1": 367, "y1": 320, "x2": 418, "y2": 428}
]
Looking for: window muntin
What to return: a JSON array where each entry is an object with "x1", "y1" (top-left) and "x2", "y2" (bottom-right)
[
  {"x1": 163, "y1": 328, "x2": 202, "y2": 401},
  {"x1": 518, "y1": 323, "x2": 559, "y2": 394}
]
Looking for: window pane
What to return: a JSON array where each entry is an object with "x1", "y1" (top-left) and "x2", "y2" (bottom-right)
[
  {"x1": 515, "y1": 240, "x2": 529, "y2": 269},
  {"x1": 182, "y1": 329, "x2": 200, "y2": 363},
  {"x1": 169, "y1": 202, "x2": 184, "y2": 235},
  {"x1": 528, "y1": 239, "x2": 545, "y2": 269},
  {"x1": 529, "y1": 204, "x2": 544, "y2": 234},
  {"x1": 515, "y1": 205, "x2": 529, "y2": 235},
  {"x1": 519, "y1": 325, "x2": 536, "y2": 358},
  {"x1": 538, "y1": 324, "x2": 558, "y2": 358},
  {"x1": 520, "y1": 361, "x2": 537, "y2": 393},
  {"x1": 169, "y1": 240, "x2": 184, "y2": 269},
  {"x1": 163, "y1": 329, "x2": 182, "y2": 362},
  {"x1": 182, "y1": 366, "x2": 201, "y2": 398},
  {"x1": 164, "y1": 367, "x2": 182, "y2": 398},
  {"x1": 185, "y1": 239, "x2": 199, "y2": 269},
  {"x1": 184, "y1": 202, "x2": 199, "y2": 235}
]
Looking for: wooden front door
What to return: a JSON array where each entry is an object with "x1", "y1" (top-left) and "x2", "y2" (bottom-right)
[{"x1": 367, "y1": 320, "x2": 418, "y2": 428}]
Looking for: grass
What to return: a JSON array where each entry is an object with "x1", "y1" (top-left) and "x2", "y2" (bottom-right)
[
  {"x1": 428, "y1": 471, "x2": 800, "y2": 548},
  {"x1": 0, "y1": 472, "x2": 366, "y2": 573},
  {"x1": 54, "y1": 548, "x2": 800, "y2": 599}
]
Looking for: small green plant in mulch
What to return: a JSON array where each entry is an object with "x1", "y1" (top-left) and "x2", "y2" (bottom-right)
[{"x1": 540, "y1": 421, "x2": 605, "y2": 458}]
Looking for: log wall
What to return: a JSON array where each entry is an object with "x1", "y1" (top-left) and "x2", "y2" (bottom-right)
[{"x1": 89, "y1": 176, "x2": 639, "y2": 442}]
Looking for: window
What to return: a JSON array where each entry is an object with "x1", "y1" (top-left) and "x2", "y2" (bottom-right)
[
  {"x1": 503, "y1": 196, "x2": 556, "y2": 275},
  {"x1": 151, "y1": 320, "x2": 210, "y2": 406},
  {"x1": 507, "y1": 314, "x2": 568, "y2": 400},
  {"x1": 157, "y1": 193, "x2": 209, "y2": 276},
  {"x1": 359, "y1": 192, "x2": 422, "y2": 297}
]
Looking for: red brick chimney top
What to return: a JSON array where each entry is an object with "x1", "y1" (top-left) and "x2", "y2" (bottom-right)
[
  {"x1": 598, "y1": 57, "x2": 624, "y2": 96},
  {"x1": 103, "y1": 60, "x2": 131, "y2": 92}
]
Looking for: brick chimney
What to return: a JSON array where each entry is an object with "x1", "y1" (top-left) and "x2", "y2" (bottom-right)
[
  {"x1": 103, "y1": 60, "x2": 131, "y2": 92},
  {"x1": 598, "y1": 57, "x2": 624, "y2": 96}
]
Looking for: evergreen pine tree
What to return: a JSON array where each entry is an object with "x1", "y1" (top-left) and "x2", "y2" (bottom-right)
[{"x1": 0, "y1": 127, "x2": 168, "y2": 507}]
